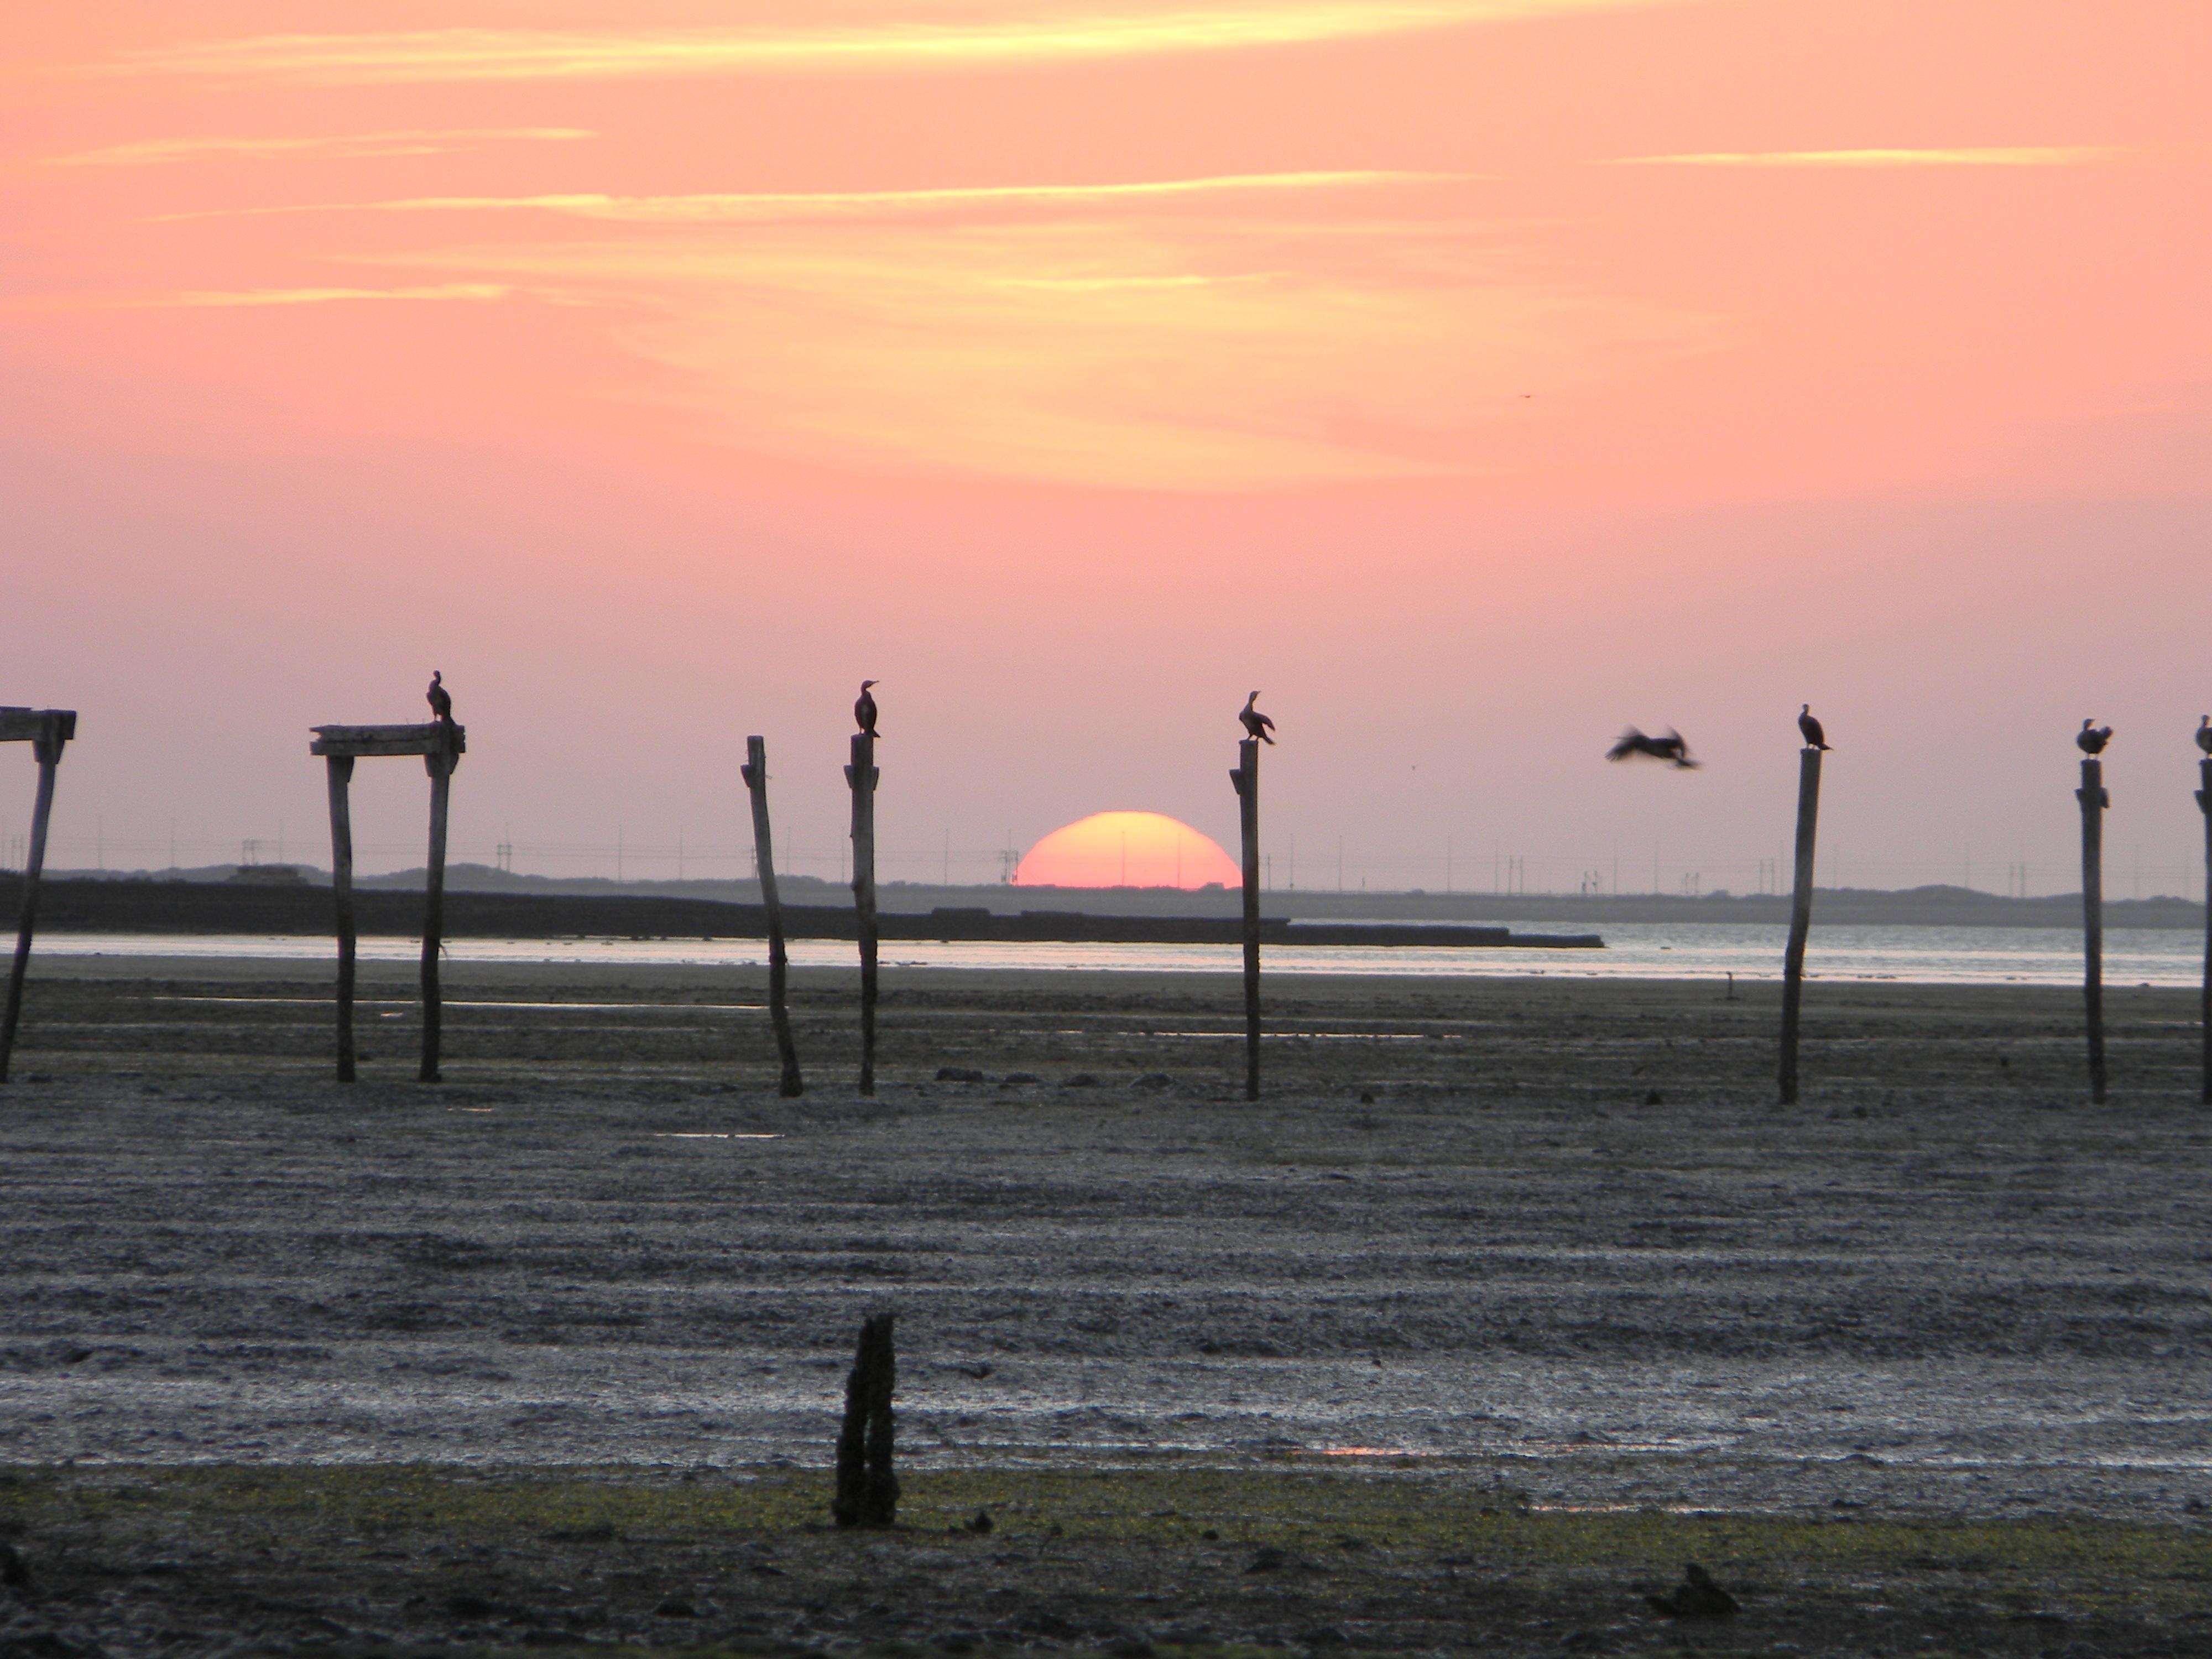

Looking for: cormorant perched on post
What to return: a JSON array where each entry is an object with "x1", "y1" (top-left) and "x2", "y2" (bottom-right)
[
  {"x1": 1239, "y1": 691, "x2": 1275, "y2": 745},
  {"x1": 854, "y1": 680, "x2": 881, "y2": 738},
  {"x1": 2195, "y1": 715, "x2": 2211, "y2": 756},
  {"x1": 426, "y1": 671, "x2": 453, "y2": 725},
  {"x1": 1606, "y1": 726, "x2": 1699, "y2": 769},
  {"x1": 2077, "y1": 719, "x2": 2112, "y2": 756},
  {"x1": 1797, "y1": 704, "x2": 1829, "y2": 750}
]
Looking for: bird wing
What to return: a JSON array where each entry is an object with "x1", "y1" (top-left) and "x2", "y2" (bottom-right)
[{"x1": 1605, "y1": 729, "x2": 1645, "y2": 761}]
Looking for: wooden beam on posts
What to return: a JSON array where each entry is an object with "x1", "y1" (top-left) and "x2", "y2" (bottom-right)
[
  {"x1": 0, "y1": 709, "x2": 75, "y2": 1086},
  {"x1": 2198, "y1": 753, "x2": 2211, "y2": 1107},
  {"x1": 743, "y1": 735, "x2": 803, "y2": 1097},
  {"x1": 847, "y1": 732, "x2": 879, "y2": 1095},
  {"x1": 1777, "y1": 743, "x2": 1824, "y2": 1105},
  {"x1": 2079, "y1": 755, "x2": 2109, "y2": 1104},
  {"x1": 325, "y1": 755, "x2": 358, "y2": 1082},
  {"x1": 420, "y1": 727, "x2": 458, "y2": 1084},
  {"x1": 309, "y1": 718, "x2": 465, "y2": 1083},
  {"x1": 1230, "y1": 738, "x2": 1261, "y2": 1100}
]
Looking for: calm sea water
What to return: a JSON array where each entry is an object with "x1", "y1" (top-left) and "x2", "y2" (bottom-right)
[{"x1": 31, "y1": 922, "x2": 2209, "y2": 987}]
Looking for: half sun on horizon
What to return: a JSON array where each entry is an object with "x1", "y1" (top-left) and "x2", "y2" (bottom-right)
[{"x1": 1013, "y1": 811, "x2": 1239, "y2": 890}]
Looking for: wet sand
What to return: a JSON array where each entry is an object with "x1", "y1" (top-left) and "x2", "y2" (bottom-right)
[{"x1": 2, "y1": 957, "x2": 2209, "y2": 1653}]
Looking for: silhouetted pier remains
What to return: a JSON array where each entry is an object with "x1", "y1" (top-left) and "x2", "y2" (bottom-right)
[
  {"x1": 742, "y1": 735, "x2": 803, "y2": 1098},
  {"x1": 1230, "y1": 737, "x2": 1262, "y2": 1099},
  {"x1": 847, "y1": 731, "x2": 880, "y2": 1095},
  {"x1": 1777, "y1": 739, "x2": 1824, "y2": 1104},
  {"x1": 2079, "y1": 752, "x2": 2110, "y2": 1103},
  {"x1": 2198, "y1": 740, "x2": 2212, "y2": 1106},
  {"x1": 0, "y1": 708, "x2": 75, "y2": 1085},
  {"x1": 310, "y1": 718, "x2": 465, "y2": 1083},
  {"x1": 832, "y1": 1313, "x2": 898, "y2": 1530}
]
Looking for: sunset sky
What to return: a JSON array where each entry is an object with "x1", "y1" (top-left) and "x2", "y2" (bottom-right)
[{"x1": 4, "y1": 2, "x2": 2208, "y2": 896}]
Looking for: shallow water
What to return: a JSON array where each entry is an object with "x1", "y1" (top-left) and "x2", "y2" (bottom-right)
[{"x1": 29, "y1": 921, "x2": 2209, "y2": 986}]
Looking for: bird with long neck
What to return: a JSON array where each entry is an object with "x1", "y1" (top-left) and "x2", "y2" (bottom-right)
[
  {"x1": 426, "y1": 670, "x2": 453, "y2": 725},
  {"x1": 1797, "y1": 703, "x2": 1829, "y2": 750},
  {"x1": 1238, "y1": 691, "x2": 1275, "y2": 745},
  {"x1": 2077, "y1": 719, "x2": 2112, "y2": 756},
  {"x1": 854, "y1": 680, "x2": 881, "y2": 738}
]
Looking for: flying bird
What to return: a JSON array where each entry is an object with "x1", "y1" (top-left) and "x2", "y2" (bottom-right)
[
  {"x1": 2195, "y1": 716, "x2": 2211, "y2": 757},
  {"x1": 1607, "y1": 726, "x2": 1699, "y2": 769},
  {"x1": 1797, "y1": 704, "x2": 1829, "y2": 750},
  {"x1": 1239, "y1": 691, "x2": 1276, "y2": 745},
  {"x1": 426, "y1": 670, "x2": 452, "y2": 724},
  {"x1": 854, "y1": 680, "x2": 881, "y2": 738},
  {"x1": 2077, "y1": 719, "x2": 2112, "y2": 756}
]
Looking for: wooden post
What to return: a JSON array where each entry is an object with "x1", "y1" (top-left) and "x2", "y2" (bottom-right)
[
  {"x1": 1777, "y1": 744, "x2": 1823, "y2": 1105},
  {"x1": 0, "y1": 713, "x2": 71, "y2": 1085},
  {"x1": 420, "y1": 734, "x2": 455, "y2": 1083},
  {"x1": 847, "y1": 732, "x2": 879, "y2": 1095},
  {"x1": 743, "y1": 735, "x2": 803, "y2": 1097},
  {"x1": 2079, "y1": 756, "x2": 2107, "y2": 1104},
  {"x1": 2198, "y1": 757, "x2": 2211, "y2": 1107},
  {"x1": 325, "y1": 755, "x2": 358, "y2": 1083},
  {"x1": 1230, "y1": 738, "x2": 1260, "y2": 1100}
]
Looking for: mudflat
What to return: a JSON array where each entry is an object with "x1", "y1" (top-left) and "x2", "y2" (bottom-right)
[{"x1": 2, "y1": 957, "x2": 2208, "y2": 1655}]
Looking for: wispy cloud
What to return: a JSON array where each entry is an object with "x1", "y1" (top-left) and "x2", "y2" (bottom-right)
[
  {"x1": 102, "y1": 2, "x2": 1684, "y2": 84},
  {"x1": 353, "y1": 218, "x2": 1713, "y2": 488},
  {"x1": 129, "y1": 284, "x2": 512, "y2": 309},
  {"x1": 39, "y1": 128, "x2": 593, "y2": 169},
  {"x1": 1609, "y1": 146, "x2": 2130, "y2": 169},
  {"x1": 157, "y1": 170, "x2": 1457, "y2": 225}
]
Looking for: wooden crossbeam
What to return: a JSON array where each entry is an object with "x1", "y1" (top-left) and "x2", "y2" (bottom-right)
[
  {"x1": 0, "y1": 709, "x2": 76, "y2": 746},
  {"x1": 310, "y1": 722, "x2": 466, "y2": 758}
]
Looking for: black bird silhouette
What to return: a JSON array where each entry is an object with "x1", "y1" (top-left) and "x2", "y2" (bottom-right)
[
  {"x1": 854, "y1": 680, "x2": 880, "y2": 738},
  {"x1": 1797, "y1": 703, "x2": 1829, "y2": 750},
  {"x1": 2077, "y1": 719, "x2": 2112, "y2": 756},
  {"x1": 1645, "y1": 1562, "x2": 1739, "y2": 1619},
  {"x1": 1607, "y1": 726, "x2": 1698, "y2": 769},
  {"x1": 2195, "y1": 716, "x2": 2211, "y2": 757},
  {"x1": 426, "y1": 670, "x2": 453, "y2": 724},
  {"x1": 1239, "y1": 691, "x2": 1276, "y2": 745}
]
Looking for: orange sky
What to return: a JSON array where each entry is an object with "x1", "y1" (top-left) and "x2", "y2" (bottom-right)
[{"x1": 4, "y1": 2, "x2": 2209, "y2": 895}]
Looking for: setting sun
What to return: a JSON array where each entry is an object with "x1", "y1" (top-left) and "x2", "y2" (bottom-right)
[{"x1": 1014, "y1": 811, "x2": 1239, "y2": 889}]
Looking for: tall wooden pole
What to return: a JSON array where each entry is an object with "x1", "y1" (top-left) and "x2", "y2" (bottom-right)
[
  {"x1": 2079, "y1": 755, "x2": 2108, "y2": 1104},
  {"x1": 420, "y1": 734, "x2": 455, "y2": 1084},
  {"x1": 1231, "y1": 738, "x2": 1260, "y2": 1100},
  {"x1": 847, "y1": 732, "x2": 879, "y2": 1095},
  {"x1": 1777, "y1": 744, "x2": 1823, "y2": 1105},
  {"x1": 743, "y1": 735, "x2": 803, "y2": 1097},
  {"x1": 325, "y1": 755, "x2": 358, "y2": 1083},
  {"x1": 2198, "y1": 755, "x2": 2211, "y2": 1107},
  {"x1": 0, "y1": 719, "x2": 66, "y2": 1085}
]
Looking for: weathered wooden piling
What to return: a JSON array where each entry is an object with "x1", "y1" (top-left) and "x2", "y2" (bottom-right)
[
  {"x1": 1230, "y1": 738, "x2": 1261, "y2": 1100},
  {"x1": 324, "y1": 755, "x2": 358, "y2": 1082},
  {"x1": 2198, "y1": 752, "x2": 2211, "y2": 1107},
  {"x1": 421, "y1": 732, "x2": 456, "y2": 1083},
  {"x1": 310, "y1": 718, "x2": 465, "y2": 1083},
  {"x1": 832, "y1": 1312, "x2": 898, "y2": 1529},
  {"x1": 847, "y1": 732, "x2": 879, "y2": 1095},
  {"x1": 1777, "y1": 742, "x2": 1824, "y2": 1104},
  {"x1": 0, "y1": 708, "x2": 75, "y2": 1085},
  {"x1": 2079, "y1": 755, "x2": 2108, "y2": 1104},
  {"x1": 742, "y1": 735, "x2": 802, "y2": 1097}
]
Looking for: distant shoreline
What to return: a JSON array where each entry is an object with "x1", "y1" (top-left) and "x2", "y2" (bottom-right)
[{"x1": 9, "y1": 867, "x2": 2204, "y2": 932}]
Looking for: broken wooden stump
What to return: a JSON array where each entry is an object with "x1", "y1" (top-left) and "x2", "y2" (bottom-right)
[{"x1": 832, "y1": 1312, "x2": 898, "y2": 1530}]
